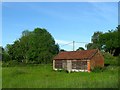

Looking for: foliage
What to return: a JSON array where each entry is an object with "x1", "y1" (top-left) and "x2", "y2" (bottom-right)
[
  {"x1": 2, "y1": 52, "x2": 119, "y2": 88},
  {"x1": 2, "y1": 53, "x2": 11, "y2": 62},
  {"x1": 2, "y1": 60, "x2": 19, "y2": 67},
  {"x1": 102, "y1": 52, "x2": 118, "y2": 66},
  {"x1": 6, "y1": 28, "x2": 59, "y2": 64},
  {"x1": 91, "y1": 66, "x2": 105, "y2": 73},
  {"x1": 85, "y1": 31, "x2": 103, "y2": 50},
  {"x1": 76, "y1": 47, "x2": 85, "y2": 51},
  {"x1": 91, "y1": 31, "x2": 103, "y2": 43},
  {"x1": 99, "y1": 30, "x2": 119, "y2": 56},
  {"x1": 60, "y1": 49, "x2": 66, "y2": 52},
  {"x1": 0, "y1": 46, "x2": 2, "y2": 61},
  {"x1": 0, "y1": 46, "x2": 2, "y2": 54},
  {"x1": 1, "y1": 46, "x2": 11, "y2": 62},
  {"x1": 86, "y1": 26, "x2": 120, "y2": 56}
]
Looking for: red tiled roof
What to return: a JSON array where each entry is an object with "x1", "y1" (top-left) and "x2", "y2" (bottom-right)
[{"x1": 54, "y1": 49, "x2": 98, "y2": 60}]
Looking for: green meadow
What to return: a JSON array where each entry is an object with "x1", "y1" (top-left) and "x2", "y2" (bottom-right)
[{"x1": 2, "y1": 60, "x2": 118, "y2": 88}]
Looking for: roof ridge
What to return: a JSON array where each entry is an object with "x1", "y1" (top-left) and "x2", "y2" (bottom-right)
[
  {"x1": 54, "y1": 49, "x2": 98, "y2": 60},
  {"x1": 60, "y1": 49, "x2": 97, "y2": 52}
]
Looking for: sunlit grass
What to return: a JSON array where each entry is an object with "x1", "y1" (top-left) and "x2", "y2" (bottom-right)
[
  {"x1": 2, "y1": 64, "x2": 118, "y2": 88},
  {"x1": 0, "y1": 61, "x2": 2, "y2": 89}
]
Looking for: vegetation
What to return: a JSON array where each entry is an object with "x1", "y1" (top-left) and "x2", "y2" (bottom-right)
[
  {"x1": 76, "y1": 47, "x2": 85, "y2": 51},
  {"x1": 99, "y1": 30, "x2": 119, "y2": 56},
  {"x1": 2, "y1": 26, "x2": 120, "y2": 66},
  {"x1": 2, "y1": 48, "x2": 119, "y2": 88},
  {"x1": 0, "y1": 46, "x2": 2, "y2": 61},
  {"x1": 1, "y1": 26, "x2": 119, "y2": 88},
  {"x1": 2, "y1": 54, "x2": 118, "y2": 88},
  {"x1": 86, "y1": 26, "x2": 120, "y2": 56},
  {"x1": 2, "y1": 28, "x2": 59, "y2": 65},
  {"x1": 85, "y1": 31, "x2": 103, "y2": 50}
]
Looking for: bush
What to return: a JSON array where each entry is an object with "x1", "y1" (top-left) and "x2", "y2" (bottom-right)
[
  {"x1": 102, "y1": 52, "x2": 114, "y2": 60},
  {"x1": 102, "y1": 52, "x2": 118, "y2": 66},
  {"x1": 92, "y1": 66, "x2": 105, "y2": 73},
  {"x1": 2, "y1": 53, "x2": 11, "y2": 62},
  {"x1": 2, "y1": 60, "x2": 19, "y2": 67}
]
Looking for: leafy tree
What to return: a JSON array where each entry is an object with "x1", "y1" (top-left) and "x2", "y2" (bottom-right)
[
  {"x1": 86, "y1": 31, "x2": 103, "y2": 50},
  {"x1": 99, "y1": 29, "x2": 119, "y2": 56},
  {"x1": 1, "y1": 46, "x2": 11, "y2": 62},
  {"x1": 0, "y1": 46, "x2": 2, "y2": 54},
  {"x1": 0, "y1": 46, "x2": 2, "y2": 60},
  {"x1": 86, "y1": 27, "x2": 120, "y2": 56},
  {"x1": 91, "y1": 31, "x2": 103, "y2": 43},
  {"x1": 60, "y1": 49, "x2": 66, "y2": 52},
  {"x1": 76, "y1": 47, "x2": 85, "y2": 51},
  {"x1": 7, "y1": 28, "x2": 59, "y2": 64}
]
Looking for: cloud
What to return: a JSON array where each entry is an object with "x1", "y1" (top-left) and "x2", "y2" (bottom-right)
[
  {"x1": 89, "y1": 2, "x2": 118, "y2": 23},
  {"x1": 55, "y1": 39, "x2": 87, "y2": 51},
  {"x1": 55, "y1": 39, "x2": 73, "y2": 46}
]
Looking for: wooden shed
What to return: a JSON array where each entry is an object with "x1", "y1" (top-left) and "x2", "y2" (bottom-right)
[{"x1": 53, "y1": 49, "x2": 104, "y2": 72}]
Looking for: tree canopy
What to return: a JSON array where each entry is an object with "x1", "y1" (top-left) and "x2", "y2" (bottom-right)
[
  {"x1": 76, "y1": 47, "x2": 85, "y2": 51},
  {"x1": 86, "y1": 26, "x2": 120, "y2": 56},
  {"x1": 6, "y1": 28, "x2": 59, "y2": 64},
  {"x1": 85, "y1": 31, "x2": 103, "y2": 50},
  {"x1": 99, "y1": 29, "x2": 119, "y2": 56}
]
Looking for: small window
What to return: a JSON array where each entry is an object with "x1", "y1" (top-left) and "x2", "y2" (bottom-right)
[
  {"x1": 72, "y1": 61, "x2": 87, "y2": 70},
  {"x1": 55, "y1": 60, "x2": 62, "y2": 69}
]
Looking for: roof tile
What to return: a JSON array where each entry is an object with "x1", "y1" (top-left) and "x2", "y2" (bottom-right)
[{"x1": 54, "y1": 49, "x2": 98, "y2": 60}]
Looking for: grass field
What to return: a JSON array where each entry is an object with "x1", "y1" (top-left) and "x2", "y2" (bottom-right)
[
  {"x1": 0, "y1": 62, "x2": 2, "y2": 89},
  {"x1": 2, "y1": 63, "x2": 118, "y2": 88}
]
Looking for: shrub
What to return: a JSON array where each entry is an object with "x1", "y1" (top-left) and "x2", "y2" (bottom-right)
[
  {"x1": 102, "y1": 52, "x2": 118, "y2": 66},
  {"x1": 2, "y1": 60, "x2": 19, "y2": 67},
  {"x1": 92, "y1": 66, "x2": 105, "y2": 73}
]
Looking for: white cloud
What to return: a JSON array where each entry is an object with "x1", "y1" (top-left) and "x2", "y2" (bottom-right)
[
  {"x1": 55, "y1": 39, "x2": 87, "y2": 51},
  {"x1": 90, "y1": 2, "x2": 118, "y2": 23},
  {"x1": 55, "y1": 39, "x2": 73, "y2": 46}
]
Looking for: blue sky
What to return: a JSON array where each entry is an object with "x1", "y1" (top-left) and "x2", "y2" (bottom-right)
[{"x1": 2, "y1": 2, "x2": 118, "y2": 51}]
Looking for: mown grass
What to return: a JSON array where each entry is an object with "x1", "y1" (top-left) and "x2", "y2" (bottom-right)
[{"x1": 2, "y1": 63, "x2": 118, "y2": 88}]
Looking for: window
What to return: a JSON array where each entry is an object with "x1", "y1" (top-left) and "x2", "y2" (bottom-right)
[
  {"x1": 72, "y1": 60, "x2": 87, "y2": 70},
  {"x1": 55, "y1": 60, "x2": 62, "y2": 69}
]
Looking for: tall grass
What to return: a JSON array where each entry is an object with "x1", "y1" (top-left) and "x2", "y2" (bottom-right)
[
  {"x1": 0, "y1": 61, "x2": 2, "y2": 89},
  {"x1": 2, "y1": 52, "x2": 119, "y2": 88},
  {"x1": 2, "y1": 64, "x2": 118, "y2": 88}
]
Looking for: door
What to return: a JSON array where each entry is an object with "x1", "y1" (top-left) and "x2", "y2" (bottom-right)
[{"x1": 62, "y1": 60, "x2": 67, "y2": 70}]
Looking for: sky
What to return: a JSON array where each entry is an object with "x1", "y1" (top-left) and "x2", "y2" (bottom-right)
[{"x1": 2, "y1": 2, "x2": 118, "y2": 51}]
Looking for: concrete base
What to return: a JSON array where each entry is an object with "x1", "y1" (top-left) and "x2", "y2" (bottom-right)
[{"x1": 71, "y1": 69, "x2": 88, "y2": 72}]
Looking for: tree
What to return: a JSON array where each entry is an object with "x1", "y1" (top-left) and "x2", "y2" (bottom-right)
[
  {"x1": 91, "y1": 31, "x2": 103, "y2": 43},
  {"x1": 60, "y1": 49, "x2": 66, "y2": 52},
  {"x1": 86, "y1": 31, "x2": 103, "y2": 50},
  {"x1": 0, "y1": 46, "x2": 2, "y2": 54},
  {"x1": 1, "y1": 46, "x2": 11, "y2": 62},
  {"x1": 76, "y1": 47, "x2": 85, "y2": 51},
  {"x1": 0, "y1": 46, "x2": 2, "y2": 60},
  {"x1": 7, "y1": 28, "x2": 59, "y2": 64},
  {"x1": 86, "y1": 27, "x2": 120, "y2": 56},
  {"x1": 99, "y1": 29, "x2": 119, "y2": 56}
]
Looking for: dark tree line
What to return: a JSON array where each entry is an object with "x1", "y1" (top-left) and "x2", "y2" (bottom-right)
[
  {"x1": 86, "y1": 26, "x2": 120, "y2": 56},
  {"x1": 3, "y1": 28, "x2": 59, "y2": 64}
]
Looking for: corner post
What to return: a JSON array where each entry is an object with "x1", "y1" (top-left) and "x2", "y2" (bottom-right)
[
  {"x1": 53, "y1": 60, "x2": 55, "y2": 70},
  {"x1": 87, "y1": 61, "x2": 90, "y2": 72}
]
